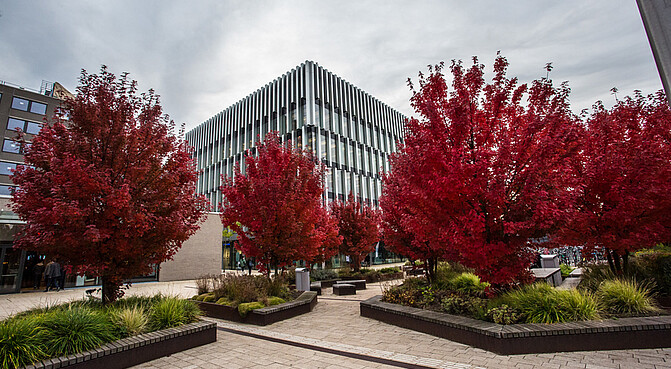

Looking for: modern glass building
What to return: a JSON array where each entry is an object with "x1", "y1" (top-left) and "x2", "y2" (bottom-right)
[
  {"x1": 186, "y1": 61, "x2": 407, "y2": 268},
  {"x1": 186, "y1": 60, "x2": 406, "y2": 210}
]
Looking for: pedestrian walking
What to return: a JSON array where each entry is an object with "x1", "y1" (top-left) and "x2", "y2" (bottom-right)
[
  {"x1": 247, "y1": 258, "x2": 254, "y2": 275},
  {"x1": 44, "y1": 259, "x2": 62, "y2": 292}
]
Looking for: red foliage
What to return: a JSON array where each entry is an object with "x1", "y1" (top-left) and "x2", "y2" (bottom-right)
[
  {"x1": 380, "y1": 55, "x2": 583, "y2": 284},
  {"x1": 11, "y1": 67, "x2": 207, "y2": 302},
  {"x1": 331, "y1": 194, "x2": 380, "y2": 271},
  {"x1": 220, "y1": 132, "x2": 341, "y2": 275},
  {"x1": 561, "y1": 91, "x2": 671, "y2": 272}
]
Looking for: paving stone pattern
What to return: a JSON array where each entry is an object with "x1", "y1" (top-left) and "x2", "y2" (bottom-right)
[{"x1": 2, "y1": 276, "x2": 670, "y2": 368}]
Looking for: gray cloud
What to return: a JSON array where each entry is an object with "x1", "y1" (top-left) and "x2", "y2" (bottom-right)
[{"x1": 0, "y1": 0, "x2": 662, "y2": 132}]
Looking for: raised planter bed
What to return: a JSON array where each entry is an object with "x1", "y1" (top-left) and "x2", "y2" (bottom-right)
[
  {"x1": 195, "y1": 291, "x2": 318, "y2": 325},
  {"x1": 341, "y1": 272, "x2": 404, "y2": 283},
  {"x1": 360, "y1": 295, "x2": 671, "y2": 355},
  {"x1": 23, "y1": 321, "x2": 216, "y2": 369}
]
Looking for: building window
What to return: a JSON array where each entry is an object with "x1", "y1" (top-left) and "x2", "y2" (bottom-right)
[
  {"x1": 2, "y1": 140, "x2": 21, "y2": 154},
  {"x1": 7, "y1": 118, "x2": 24, "y2": 131},
  {"x1": 11, "y1": 97, "x2": 29, "y2": 111},
  {"x1": 26, "y1": 122, "x2": 42, "y2": 135},
  {"x1": 330, "y1": 135, "x2": 337, "y2": 165},
  {"x1": 0, "y1": 185, "x2": 15, "y2": 197},
  {"x1": 11, "y1": 97, "x2": 47, "y2": 115},
  {"x1": 320, "y1": 133, "x2": 327, "y2": 160},
  {"x1": 0, "y1": 161, "x2": 17, "y2": 176},
  {"x1": 30, "y1": 101, "x2": 47, "y2": 115}
]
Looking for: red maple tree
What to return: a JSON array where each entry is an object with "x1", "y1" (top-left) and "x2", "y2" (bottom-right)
[
  {"x1": 380, "y1": 55, "x2": 583, "y2": 284},
  {"x1": 331, "y1": 194, "x2": 380, "y2": 271},
  {"x1": 11, "y1": 67, "x2": 207, "y2": 303},
  {"x1": 561, "y1": 91, "x2": 671, "y2": 273},
  {"x1": 220, "y1": 132, "x2": 341, "y2": 276}
]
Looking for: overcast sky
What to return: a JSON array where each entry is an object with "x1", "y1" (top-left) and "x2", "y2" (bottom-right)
[{"x1": 0, "y1": 1, "x2": 663, "y2": 132}]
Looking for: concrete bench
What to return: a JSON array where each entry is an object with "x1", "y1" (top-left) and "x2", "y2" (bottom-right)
[
  {"x1": 333, "y1": 283, "x2": 356, "y2": 296},
  {"x1": 531, "y1": 267, "x2": 562, "y2": 287},
  {"x1": 336, "y1": 279, "x2": 366, "y2": 290},
  {"x1": 319, "y1": 279, "x2": 341, "y2": 288},
  {"x1": 310, "y1": 281, "x2": 322, "y2": 295}
]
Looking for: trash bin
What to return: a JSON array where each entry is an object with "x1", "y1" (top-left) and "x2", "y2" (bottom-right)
[{"x1": 295, "y1": 267, "x2": 310, "y2": 292}]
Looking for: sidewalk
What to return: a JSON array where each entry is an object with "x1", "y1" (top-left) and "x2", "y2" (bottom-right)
[
  {"x1": 2, "y1": 278, "x2": 670, "y2": 368},
  {"x1": 143, "y1": 281, "x2": 670, "y2": 369}
]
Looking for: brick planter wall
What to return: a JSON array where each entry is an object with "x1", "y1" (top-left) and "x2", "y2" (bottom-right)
[
  {"x1": 195, "y1": 291, "x2": 318, "y2": 326},
  {"x1": 360, "y1": 296, "x2": 671, "y2": 355},
  {"x1": 23, "y1": 321, "x2": 216, "y2": 369}
]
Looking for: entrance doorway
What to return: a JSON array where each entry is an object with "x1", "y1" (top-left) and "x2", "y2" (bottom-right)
[{"x1": 0, "y1": 243, "x2": 26, "y2": 293}]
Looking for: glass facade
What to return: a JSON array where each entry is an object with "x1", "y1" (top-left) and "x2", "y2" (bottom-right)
[{"x1": 186, "y1": 61, "x2": 407, "y2": 267}]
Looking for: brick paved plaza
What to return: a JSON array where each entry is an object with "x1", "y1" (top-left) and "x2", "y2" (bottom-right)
[{"x1": 1, "y1": 277, "x2": 669, "y2": 369}]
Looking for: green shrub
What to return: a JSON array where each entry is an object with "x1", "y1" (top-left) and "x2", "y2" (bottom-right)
[
  {"x1": 216, "y1": 297, "x2": 235, "y2": 306},
  {"x1": 560, "y1": 264, "x2": 575, "y2": 278},
  {"x1": 148, "y1": 297, "x2": 201, "y2": 330},
  {"x1": 0, "y1": 317, "x2": 46, "y2": 368},
  {"x1": 112, "y1": 306, "x2": 148, "y2": 337},
  {"x1": 112, "y1": 295, "x2": 163, "y2": 312},
  {"x1": 310, "y1": 269, "x2": 338, "y2": 281},
  {"x1": 498, "y1": 283, "x2": 567, "y2": 323},
  {"x1": 283, "y1": 266, "x2": 296, "y2": 283},
  {"x1": 381, "y1": 281, "x2": 424, "y2": 307},
  {"x1": 486, "y1": 305, "x2": 522, "y2": 325},
  {"x1": 40, "y1": 306, "x2": 118, "y2": 357},
  {"x1": 209, "y1": 274, "x2": 290, "y2": 305},
  {"x1": 579, "y1": 264, "x2": 617, "y2": 292},
  {"x1": 631, "y1": 252, "x2": 671, "y2": 296},
  {"x1": 435, "y1": 262, "x2": 473, "y2": 289},
  {"x1": 266, "y1": 297, "x2": 286, "y2": 306},
  {"x1": 449, "y1": 273, "x2": 490, "y2": 294},
  {"x1": 201, "y1": 293, "x2": 216, "y2": 303},
  {"x1": 498, "y1": 283, "x2": 603, "y2": 324},
  {"x1": 237, "y1": 301, "x2": 265, "y2": 317},
  {"x1": 597, "y1": 279, "x2": 659, "y2": 316},
  {"x1": 559, "y1": 289, "x2": 600, "y2": 321},
  {"x1": 378, "y1": 267, "x2": 401, "y2": 274},
  {"x1": 441, "y1": 295, "x2": 487, "y2": 317}
]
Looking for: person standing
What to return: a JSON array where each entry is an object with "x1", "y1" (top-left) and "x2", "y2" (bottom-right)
[
  {"x1": 247, "y1": 258, "x2": 254, "y2": 275},
  {"x1": 58, "y1": 263, "x2": 67, "y2": 291},
  {"x1": 32, "y1": 260, "x2": 45, "y2": 289}
]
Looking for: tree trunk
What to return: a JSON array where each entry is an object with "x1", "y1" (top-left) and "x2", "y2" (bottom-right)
[
  {"x1": 622, "y1": 251, "x2": 629, "y2": 275},
  {"x1": 425, "y1": 257, "x2": 438, "y2": 284},
  {"x1": 101, "y1": 275, "x2": 122, "y2": 304},
  {"x1": 605, "y1": 248, "x2": 615, "y2": 273},
  {"x1": 612, "y1": 250, "x2": 623, "y2": 275},
  {"x1": 351, "y1": 255, "x2": 361, "y2": 272}
]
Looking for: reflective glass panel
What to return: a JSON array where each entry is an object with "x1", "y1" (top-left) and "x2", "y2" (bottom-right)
[
  {"x1": 11, "y1": 97, "x2": 29, "y2": 111},
  {"x1": 26, "y1": 122, "x2": 42, "y2": 135},
  {"x1": 29, "y1": 101, "x2": 47, "y2": 115},
  {"x1": 2, "y1": 140, "x2": 20, "y2": 154},
  {"x1": 7, "y1": 118, "x2": 24, "y2": 131},
  {"x1": 0, "y1": 162, "x2": 17, "y2": 176}
]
